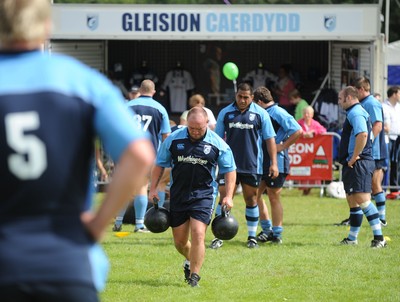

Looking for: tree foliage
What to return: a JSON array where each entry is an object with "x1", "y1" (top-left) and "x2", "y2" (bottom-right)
[{"x1": 53, "y1": 0, "x2": 399, "y2": 42}]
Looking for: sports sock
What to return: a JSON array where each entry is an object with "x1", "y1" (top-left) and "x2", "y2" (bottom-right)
[
  {"x1": 114, "y1": 206, "x2": 127, "y2": 227},
  {"x1": 215, "y1": 202, "x2": 222, "y2": 217},
  {"x1": 373, "y1": 191, "x2": 386, "y2": 221},
  {"x1": 260, "y1": 219, "x2": 272, "y2": 234},
  {"x1": 134, "y1": 195, "x2": 148, "y2": 229},
  {"x1": 272, "y1": 226, "x2": 283, "y2": 239},
  {"x1": 157, "y1": 191, "x2": 166, "y2": 207},
  {"x1": 347, "y1": 207, "x2": 363, "y2": 241},
  {"x1": 184, "y1": 259, "x2": 190, "y2": 269},
  {"x1": 245, "y1": 205, "x2": 259, "y2": 238},
  {"x1": 360, "y1": 201, "x2": 383, "y2": 240}
]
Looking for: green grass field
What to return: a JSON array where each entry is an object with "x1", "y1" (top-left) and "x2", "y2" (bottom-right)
[{"x1": 98, "y1": 189, "x2": 400, "y2": 302}]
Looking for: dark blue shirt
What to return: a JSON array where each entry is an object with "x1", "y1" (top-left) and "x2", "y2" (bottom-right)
[
  {"x1": 360, "y1": 94, "x2": 387, "y2": 160},
  {"x1": 126, "y1": 96, "x2": 170, "y2": 152},
  {"x1": 156, "y1": 127, "x2": 236, "y2": 209},
  {"x1": 215, "y1": 102, "x2": 275, "y2": 174},
  {"x1": 263, "y1": 103, "x2": 301, "y2": 174},
  {"x1": 0, "y1": 50, "x2": 146, "y2": 285},
  {"x1": 339, "y1": 103, "x2": 373, "y2": 165}
]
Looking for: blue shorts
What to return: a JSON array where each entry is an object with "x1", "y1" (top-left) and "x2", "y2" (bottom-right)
[
  {"x1": 261, "y1": 173, "x2": 288, "y2": 188},
  {"x1": 342, "y1": 159, "x2": 374, "y2": 194},
  {"x1": 217, "y1": 173, "x2": 261, "y2": 187},
  {"x1": 0, "y1": 283, "x2": 98, "y2": 302},
  {"x1": 375, "y1": 159, "x2": 387, "y2": 171},
  {"x1": 169, "y1": 206, "x2": 213, "y2": 227}
]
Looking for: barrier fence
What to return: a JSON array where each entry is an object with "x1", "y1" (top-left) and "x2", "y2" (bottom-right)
[{"x1": 284, "y1": 132, "x2": 341, "y2": 196}]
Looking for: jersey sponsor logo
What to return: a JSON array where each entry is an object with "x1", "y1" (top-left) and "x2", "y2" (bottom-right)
[
  {"x1": 228, "y1": 122, "x2": 254, "y2": 130},
  {"x1": 203, "y1": 145, "x2": 211, "y2": 155},
  {"x1": 177, "y1": 155, "x2": 208, "y2": 165},
  {"x1": 177, "y1": 143, "x2": 185, "y2": 150},
  {"x1": 87, "y1": 14, "x2": 99, "y2": 31},
  {"x1": 324, "y1": 15, "x2": 336, "y2": 32}
]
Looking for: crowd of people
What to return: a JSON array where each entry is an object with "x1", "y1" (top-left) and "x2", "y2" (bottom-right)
[{"x1": 0, "y1": 0, "x2": 395, "y2": 298}]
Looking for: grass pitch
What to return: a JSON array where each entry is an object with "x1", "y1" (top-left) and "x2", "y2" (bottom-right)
[{"x1": 98, "y1": 189, "x2": 400, "y2": 302}]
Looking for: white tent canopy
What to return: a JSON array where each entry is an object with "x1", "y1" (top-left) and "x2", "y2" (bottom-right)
[{"x1": 388, "y1": 40, "x2": 400, "y2": 65}]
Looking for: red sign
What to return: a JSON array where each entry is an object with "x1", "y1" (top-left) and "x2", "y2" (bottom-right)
[{"x1": 287, "y1": 135, "x2": 333, "y2": 181}]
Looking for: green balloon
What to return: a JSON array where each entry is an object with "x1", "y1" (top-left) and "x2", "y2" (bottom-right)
[{"x1": 222, "y1": 62, "x2": 239, "y2": 80}]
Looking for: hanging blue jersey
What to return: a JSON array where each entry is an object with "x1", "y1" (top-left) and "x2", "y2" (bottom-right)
[
  {"x1": 360, "y1": 95, "x2": 387, "y2": 160},
  {"x1": 263, "y1": 104, "x2": 301, "y2": 174},
  {"x1": 127, "y1": 95, "x2": 170, "y2": 152},
  {"x1": 339, "y1": 103, "x2": 373, "y2": 165},
  {"x1": 0, "y1": 51, "x2": 147, "y2": 286},
  {"x1": 215, "y1": 102, "x2": 276, "y2": 175},
  {"x1": 156, "y1": 127, "x2": 236, "y2": 209}
]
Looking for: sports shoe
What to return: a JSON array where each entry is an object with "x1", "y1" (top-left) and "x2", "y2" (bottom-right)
[
  {"x1": 257, "y1": 231, "x2": 272, "y2": 243},
  {"x1": 188, "y1": 273, "x2": 201, "y2": 287},
  {"x1": 246, "y1": 237, "x2": 259, "y2": 249},
  {"x1": 334, "y1": 218, "x2": 350, "y2": 226},
  {"x1": 112, "y1": 224, "x2": 122, "y2": 232},
  {"x1": 209, "y1": 238, "x2": 223, "y2": 249},
  {"x1": 340, "y1": 238, "x2": 358, "y2": 245},
  {"x1": 380, "y1": 219, "x2": 387, "y2": 227},
  {"x1": 269, "y1": 236, "x2": 283, "y2": 244},
  {"x1": 134, "y1": 227, "x2": 150, "y2": 233},
  {"x1": 370, "y1": 239, "x2": 387, "y2": 249},
  {"x1": 183, "y1": 261, "x2": 190, "y2": 283}
]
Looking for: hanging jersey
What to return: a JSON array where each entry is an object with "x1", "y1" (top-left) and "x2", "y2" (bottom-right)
[
  {"x1": 0, "y1": 50, "x2": 146, "y2": 286},
  {"x1": 130, "y1": 69, "x2": 159, "y2": 87},
  {"x1": 127, "y1": 96, "x2": 170, "y2": 152},
  {"x1": 156, "y1": 127, "x2": 235, "y2": 209},
  {"x1": 162, "y1": 69, "x2": 195, "y2": 113},
  {"x1": 216, "y1": 102, "x2": 276, "y2": 175},
  {"x1": 243, "y1": 68, "x2": 278, "y2": 90}
]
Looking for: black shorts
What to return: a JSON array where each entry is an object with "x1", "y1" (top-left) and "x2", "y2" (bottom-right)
[
  {"x1": 0, "y1": 283, "x2": 98, "y2": 302},
  {"x1": 261, "y1": 173, "x2": 288, "y2": 188},
  {"x1": 217, "y1": 173, "x2": 261, "y2": 187},
  {"x1": 169, "y1": 206, "x2": 213, "y2": 227},
  {"x1": 342, "y1": 159, "x2": 374, "y2": 194}
]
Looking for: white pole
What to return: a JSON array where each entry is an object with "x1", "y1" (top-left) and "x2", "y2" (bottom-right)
[{"x1": 384, "y1": 0, "x2": 390, "y2": 94}]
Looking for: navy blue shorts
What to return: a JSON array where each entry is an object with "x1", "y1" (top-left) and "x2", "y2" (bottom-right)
[
  {"x1": 342, "y1": 159, "x2": 374, "y2": 194},
  {"x1": 217, "y1": 173, "x2": 261, "y2": 187},
  {"x1": 261, "y1": 173, "x2": 288, "y2": 188},
  {"x1": 0, "y1": 283, "x2": 98, "y2": 302},
  {"x1": 170, "y1": 204, "x2": 213, "y2": 227},
  {"x1": 375, "y1": 159, "x2": 387, "y2": 171}
]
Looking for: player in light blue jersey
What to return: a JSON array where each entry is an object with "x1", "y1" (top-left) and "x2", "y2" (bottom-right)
[
  {"x1": 113, "y1": 80, "x2": 171, "y2": 233},
  {"x1": 210, "y1": 83, "x2": 279, "y2": 249},
  {"x1": 253, "y1": 87, "x2": 302, "y2": 244},
  {"x1": 337, "y1": 87, "x2": 386, "y2": 248},
  {"x1": 149, "y1": 107, "x2": 236, "y2": 287},
  {"x1": 0, "y1": 1, "x2": 154, "y2": 300},
  {"x1": 356, "y1": 77, "x2": 388, "y2": 226},
  {"x1": 338, "y1": 77, "x2": 388, "y2": 227}
]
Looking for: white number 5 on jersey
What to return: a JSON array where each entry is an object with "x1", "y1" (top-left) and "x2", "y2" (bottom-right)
[{"x1": 5, "y1": 111, "x2": 47, "y2": 180}]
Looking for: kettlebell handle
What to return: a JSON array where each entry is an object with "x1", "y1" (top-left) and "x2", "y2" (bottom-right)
[
  {"x1": 153, "y1": 197, "x2": 159, "y2": 210},
  {"x1": 221, "y1": 204, "x2": 230, "y2": 218}
]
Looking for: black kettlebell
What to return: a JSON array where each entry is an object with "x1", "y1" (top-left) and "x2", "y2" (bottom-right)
[
  {"x1": 144, "y1": 197, "x2": 170, "y2": 233},
  {"x1": 211, "y1": 205, "x2": 239, "y2": 240}
]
